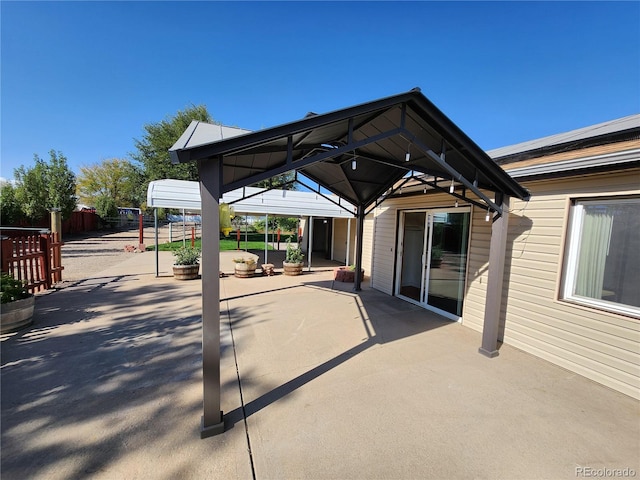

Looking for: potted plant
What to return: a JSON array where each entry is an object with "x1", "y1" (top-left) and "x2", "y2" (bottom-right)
[
  {"x1": 430, "y1": 246, "x2": 443, "y2": 268},
  {"x1": 1, "y1": 273, "x2": 35, "y2": 333},
  {"x1": 283, "y1": 237, "x2": 304, "y2": 276},
  {"x1": 172, "y1": 245, "x2": 201, "y2": 280},
  {"x1": 233, "y1": 257, "x2": 257, "y2": 278}
]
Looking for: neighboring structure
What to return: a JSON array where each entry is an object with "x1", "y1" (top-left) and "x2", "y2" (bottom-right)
[
  {"x1": 363, "y1": 114, "x2": 639, "y2": 399},
  {"x1": 146, "y1": 179, "x2": 355, "y2": 271}
]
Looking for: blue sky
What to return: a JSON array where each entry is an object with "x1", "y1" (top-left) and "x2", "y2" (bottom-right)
[{"x1": 2, "y1": 1, "x2": 639, "y2": 180}]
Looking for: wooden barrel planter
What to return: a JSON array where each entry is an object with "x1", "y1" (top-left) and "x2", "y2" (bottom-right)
[
  {"x1": 234, "y1": 262, "x2": 257, "y2": 278},
  {"x1": 283, "y1": 262, "x2": 304, "y2": 276},
  {"x1": 1, "y1": 296, "x2": 35, "y2": 333},
  {"x1": 173, "y1": 264, "x2": 200, "y2": 280}
]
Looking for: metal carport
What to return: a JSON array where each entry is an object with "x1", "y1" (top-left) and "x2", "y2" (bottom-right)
[
  {"x1": 169, "y1": 87, "x2": 530, "y2": 437},
  {"x1": 146, "y1": 179, "x2": 355, "y2": 272}
]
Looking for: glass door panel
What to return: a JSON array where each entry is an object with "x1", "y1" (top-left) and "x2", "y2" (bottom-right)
[
  {"x1": 399, "y1": 212, "x2": 427, "y2": 302},
  {"x1": 426, "y1": 212, "x2": 470, "y2": 316}
]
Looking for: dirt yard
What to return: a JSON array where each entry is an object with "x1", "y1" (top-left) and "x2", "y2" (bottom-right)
[{"x1": 59, "y1": 225, "x2": 181, "y2": 282}]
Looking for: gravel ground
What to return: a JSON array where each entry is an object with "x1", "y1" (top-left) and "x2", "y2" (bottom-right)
[{"x1": 59, "y1": 226, "x2": 180, "y2": 282}]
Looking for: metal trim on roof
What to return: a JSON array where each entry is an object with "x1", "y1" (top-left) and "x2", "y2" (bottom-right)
[
  {"x1": 504, "y1": 148, "x2": 640, "y2": 179},
  {"x1": 488, "y1": 114, "x2": 640, "y2": 161}
]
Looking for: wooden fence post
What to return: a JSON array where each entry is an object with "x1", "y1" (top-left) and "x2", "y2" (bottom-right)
[
  {"x1": 1, "y1": 237, "x2": 13, "y2": 273},
  {"x1": 40, "y1": 235, "x2": 52, "y2": 290}
]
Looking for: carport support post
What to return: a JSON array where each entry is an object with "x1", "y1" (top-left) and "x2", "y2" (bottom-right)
[
  {"x1": 479, "y1": 196, "x2": 510, "y2": 358},
  {"x1": 354, "y1": 205, "x2": 365, "y2": 292},
  {"x1": 199, "y1": 158, "x2": 225, "y2": 438},
  {"x1": 154, "y1": 208, "x2": 159, "y2": 277},
  {"x1": 307, "y1": 216, "x2": 313, "y2": 271},
  {"x1": 264, "y1": 213, "x2": 268, "y2": 264},
  {"x1": 346, "y1": 218, "x2": 352, "y2": 265}
]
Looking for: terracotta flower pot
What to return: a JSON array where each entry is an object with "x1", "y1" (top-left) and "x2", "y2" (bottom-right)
[{"x1": 333, "y1": 266, "x2": 364, "y2": 282}]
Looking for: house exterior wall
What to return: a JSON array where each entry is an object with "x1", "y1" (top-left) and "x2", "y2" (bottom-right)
[
  {"x1": 496, "y1": 168, "x2": 640, "y2": 400},
  {"x1": 368, "y1": 166, "x2": 640, "y2": 399},
  {"x1": 361, "y1": 214, "x2": 374, "y2": 278},
  {"x1": 332, "y1": 218, "x2": 357, "y2": 265}
]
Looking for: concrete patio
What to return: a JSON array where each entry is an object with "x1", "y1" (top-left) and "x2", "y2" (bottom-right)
[{"x1": 1, "y1": 251, "x2": 638, "y2": 479}]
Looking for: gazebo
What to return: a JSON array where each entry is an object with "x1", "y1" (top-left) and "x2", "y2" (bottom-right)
[{"x1": 169, "y1": 88, "x2": 530, "y2": 437}]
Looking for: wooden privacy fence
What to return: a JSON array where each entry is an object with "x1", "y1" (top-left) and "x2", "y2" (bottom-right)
[{"x1": 0, "y1": 233, "x2": 63, "y2": 293}]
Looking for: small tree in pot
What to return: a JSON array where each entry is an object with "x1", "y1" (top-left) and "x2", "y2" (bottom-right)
[
  {"x1": 283, "y1": 237, "x2": 304, "y2": 276},
  {"x1": 172, "y1": 245, "x2": 201, "y2": 280},
  {"x1": 1, "y1": 273, "x2": 35, "y2": 333}
]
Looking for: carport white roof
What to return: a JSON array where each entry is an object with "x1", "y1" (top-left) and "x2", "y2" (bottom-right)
[{"x1": 146, "y1": 179, "x2": 355, "y2": 218}]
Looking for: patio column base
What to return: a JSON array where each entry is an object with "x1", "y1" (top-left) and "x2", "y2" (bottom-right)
[
  {"x1": 478, "y1": 347, "x2": 499, "y2": 358},
  {"x1": 200, "y1": 413, "x2": 225, "y2": 439}
]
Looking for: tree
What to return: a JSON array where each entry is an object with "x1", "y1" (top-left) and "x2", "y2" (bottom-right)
[
  {"x1": 14, "y1": 151, "x2": 77, "y2": 222},
  {"x1": 14, "y1": 157, "x2": 48, "y2": 222},
  {"x1": 76, "y1": 158, "x2": 144, "y2": 207},
  {"x1": 254, "y1": 172, "x2": 297, "y2": 190},
  {"x1": 94, "y1": 195, "x2": 118, "y2": 219},
  {"x1": 0, "y1": 182, "x2": 21, "y2": 225},
  {"x1": 46, "y1": 151, "x2": 77, "y2": 219},
  {"x1": 276, "y1": 217, "x2": 299, "y2": 233},
  {"x1": 132, "y1": 104, "x2": 213, "y2": 182}
]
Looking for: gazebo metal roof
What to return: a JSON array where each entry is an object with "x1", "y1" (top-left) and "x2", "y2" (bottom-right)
[{"x1": 170, "y1": 88, "x2": 529, "y2": 215}]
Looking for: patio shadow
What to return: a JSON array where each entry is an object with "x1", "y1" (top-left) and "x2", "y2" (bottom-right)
[{"x1": 223, "y1": 279, "x2": 452, "y2": 429}]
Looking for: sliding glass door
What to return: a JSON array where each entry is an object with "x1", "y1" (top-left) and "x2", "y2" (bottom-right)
[{"x1": 396, "y1": 208, "x2": 471, "y2": 320}]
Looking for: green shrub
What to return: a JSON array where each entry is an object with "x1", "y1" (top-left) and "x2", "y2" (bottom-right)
[
  {"x1": 284, "y1": 237, "x2": 304, "y2": 264},
  {"x1": 1, "y1": 273, "x2": 31, "y2": 304},
  {"x1": 95, "y1": 195, "x2": 118, "y2": 219},
  {"x1": 172, "y1": 245, "x2": 201, "y2": 265}
]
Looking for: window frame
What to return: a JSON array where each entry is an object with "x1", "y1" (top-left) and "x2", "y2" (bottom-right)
[{"x1": 562, "y1": 195, "x2": 640, "y2": 318}]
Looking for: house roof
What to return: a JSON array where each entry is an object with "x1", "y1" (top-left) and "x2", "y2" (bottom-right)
[
  {"x1": 170, "y1": 88, "x2": 530, "y2": 212},
  {"x1": 489, "y1": 114, "x2": 640, "y2": 163}
]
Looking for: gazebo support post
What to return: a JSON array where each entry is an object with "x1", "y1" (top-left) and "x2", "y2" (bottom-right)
[
  {"x1": 199, "y1": 157, "x2": 225, "y2": 438},
  {"x1": 353, "y1": 204, "x2": 365, "y2": 292},
  {"x1": 479, "y1": 195, "x2": 510, "y2": 358}
]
